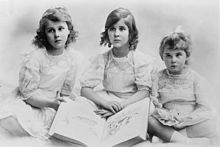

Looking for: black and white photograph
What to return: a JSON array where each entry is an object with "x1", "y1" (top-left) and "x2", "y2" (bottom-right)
[{"x1": 0, "y1": 0, "x2": 219, "y2": 146}]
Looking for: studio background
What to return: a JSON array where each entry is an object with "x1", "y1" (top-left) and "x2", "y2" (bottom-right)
[{"x1": 0, "y1": 0, "x2": 219, "y2": 111}]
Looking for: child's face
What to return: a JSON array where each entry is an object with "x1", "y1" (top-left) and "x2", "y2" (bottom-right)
[
  {"x1": 108, "y1": 19, "x2": 129, "y2": 49},
  {"x1": 162, "y1": 47, "x2": 188, "y2": 75},
  {"x1": 45, "y1": 20, "x2": 70, "y2": 50}
]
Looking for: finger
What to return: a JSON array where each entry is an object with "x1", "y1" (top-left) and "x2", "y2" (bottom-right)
[
  {"x1": 116, "y1": 102, "x2": 123, "y2": 111},
  {"x1": 94, "y1": 109, "x2": 106, "y2": 114},
  {"x1": 173, "y1": 116, "x2": 179, "y2": 121},
  {"x1": 94, "y1": 109, "x2": 103, "y2": 113},
  {"x1": 57, "y1": 97, "x2": 66, "y2": 102},
  {"x1": 112, "y1": 104, "x2": 120, "y2": 112},
  {"x1": 152, "y1": 101, "x2": 157, "y2": 106},
  {"x1": 61, "y1": 97, "x2": 68, "y2": 102},
  {"x1": 96, "y1": 112, "x2": 105, "y2": 116},
  {"x1": 113, "y1": 102, "x2": 123, "y2": 112},
  {"x1": 94, "y1": 111, "x2": 101, "y2": 115},
  {"x1": 100, "y1": 111, "x2": 110, "y2": 116},
  {"x1": 150, "y1": 96, "x2": 157, "y2": 101},
  {"x1": 102, "y1": 112, "x2": 114, "y2": 118},
  {"x1": 174, "y1": 115, "x2": 182, "y2": 122},
  {"x1": 109, "y1": 106, "x2": 116, "y2": 114}
]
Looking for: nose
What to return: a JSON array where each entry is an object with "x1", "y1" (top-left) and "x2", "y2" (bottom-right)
[
  {"x1": 54, "y1": 31, "x2": 60, "y2": 38},
  {"x1": 114, "y1": 29, "x2": 119, "y2": 37},
  {"x1": 171, "y1": 56, "x2": 177, "y2": 63}
]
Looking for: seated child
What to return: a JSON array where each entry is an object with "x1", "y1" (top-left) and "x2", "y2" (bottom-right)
[
  {"x1": 148, "y1": 26, "x2": 219, "y2": 145},
  {"x1": 80, "y1": 8, "x2": 155, "y2": 119},
  {"x1": 0, "y1": 7, "x2": 78, "y2": 139}
]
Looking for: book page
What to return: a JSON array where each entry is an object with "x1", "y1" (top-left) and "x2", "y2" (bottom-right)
[
  {"x1": 100, "y1": 98, "x2": 150, "y2": 147},
  {"x1": 49, "y1": 99, "x2": 106, "y2": 147}
]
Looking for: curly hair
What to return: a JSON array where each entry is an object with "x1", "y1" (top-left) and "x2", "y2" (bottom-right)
[
  {"x1": 159, "y1": 32, "x2": 192, "y2": 65},
  {"x1": 100, "y1": 8, "x2": 138, "y2": 50},
  {"x1": 32, "y1": 7, "x2": 78, "y2": 49}
]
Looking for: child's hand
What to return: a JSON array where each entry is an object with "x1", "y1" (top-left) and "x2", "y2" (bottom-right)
[
  {"x1": 56, "y1": 91, "x2": 71, "y2": 103},
  {"x1": 103, "y1": 101, "x2": 123, "y2": 113},
  {"x1": 51, "y1": 99, "x2": 62, "y2": 111},
  {"x1": 94, "y1": 109, "x2": 114, "y2": 119},
  {"x1": 69, "y1": 92, "x2": 77, "y2": 101},
  {"x1": 52, "y1": 96, "x2": 69, "y2": 111},
  {"x1": 57, "y1": 97, "x2": 68, "y2": 103},
  {"x1": 173, "y1": 122, "x2": 187, "y2": 129},
  {"x1": 173, "y1": 114, "x2": 191, "y2": 129},
  {"x1": 150, "y1": 96, "x2": 162, "y2": 108}
]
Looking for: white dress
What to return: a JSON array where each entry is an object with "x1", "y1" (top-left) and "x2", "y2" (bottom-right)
[
  {"x1": 151, "y1": 68, "x2": 215, "y2": 127},
  {"x1": 0, "y1": 48, "x2": 77, "y2": 139},
  {"x1": 80, "y1": 49, "x2": 155, "y2": 102}
]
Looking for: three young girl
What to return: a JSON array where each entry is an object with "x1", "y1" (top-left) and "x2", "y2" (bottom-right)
[{"x1": 0, "y1": 5, "x2": 217, "y2": 146}]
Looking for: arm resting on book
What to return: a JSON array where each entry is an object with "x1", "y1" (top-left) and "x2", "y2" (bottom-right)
[{"x1": 81, "y1": 87, "x2": 123, "y2": 113}]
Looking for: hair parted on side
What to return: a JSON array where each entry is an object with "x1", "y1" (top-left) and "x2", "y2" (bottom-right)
[
  {"x1": 100, "y1": 8, "x2": 139, "y2": 50},
  {"x1": 159, "y1": 27, "x2": 192, "y2": 65},
  {"x1": 32, "y1": 7, "x2": 78, "y2": 49}
]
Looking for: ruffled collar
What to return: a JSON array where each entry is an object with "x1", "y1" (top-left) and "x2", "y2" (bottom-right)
[
  {"x1": 165, "y1": 67, "x2": 190, "y2": 79},
  {"x1": 110, "y1": 49, "x2": 133, "y2": 63},
  {"x1": 42, "y1": 49, "x2": 69, "y2": 65},
  {"x1": 44, "y1": 48, "x2": 66, "y2": 57}
]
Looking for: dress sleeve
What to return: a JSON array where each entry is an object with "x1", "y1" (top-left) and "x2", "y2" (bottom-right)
[
  {"x1": 182, "y1": 72, "x2": 216, "y2": 125},
  {"x1": 194, "y1": 72, "x2": 212, "y2": 108},
  {"x1": 18, "y1": 53, "x2": 42, "y2": 100},
  {"x1": 61, "y1": 57, "x2": 77, "y2": 96},
  {"x1": 134, "y1": 51, "x2": 156, "y2": 91},
  {"x1": 80, "y1": 54, "x2": 105, "y2": 89}
]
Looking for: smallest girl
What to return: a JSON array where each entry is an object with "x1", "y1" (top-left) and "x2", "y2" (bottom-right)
[{"x1": 148, "y1": 26, "x2": 219, "y2": 145}]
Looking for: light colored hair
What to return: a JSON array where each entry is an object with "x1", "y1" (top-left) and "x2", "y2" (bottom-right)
[
  {"x1": 159, "y1": 31, "x2": 192, "y2": 65},
  {"x1": 33, "y1": 7, "x2": 78, "y2": 49}
]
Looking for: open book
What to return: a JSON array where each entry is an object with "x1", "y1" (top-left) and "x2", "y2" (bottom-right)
[{"x1": 49, "y1": 98, "x2": 150, "y2": 147}]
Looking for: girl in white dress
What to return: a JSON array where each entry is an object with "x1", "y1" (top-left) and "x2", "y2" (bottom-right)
[
  {"x1": 80, "y1": 8, "x2": 155, "y2": 119},
  {"x1": 0, "y1": 7, "x2": 78, "y2": 139},
  {"x1": 148, "y1": 27, "x2": 219, "y2": 145}
]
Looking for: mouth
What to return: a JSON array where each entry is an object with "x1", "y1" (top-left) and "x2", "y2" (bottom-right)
[
  {"x1": 170, "y1": 65, "x2": 177, "y2": 68},
  {"x1": 55, "y1": 40, "x2": 62, "y2": 43},
  {"x1": 114, "y1": 39, "x2": 120, "y2": 42}
]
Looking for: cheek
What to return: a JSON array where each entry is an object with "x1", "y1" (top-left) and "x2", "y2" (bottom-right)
[
  {"x1": 108, "y1": 32, "x2": 113, "y2": 38},
  {"x1": 125, "y1": 35, "x2": 129, "y2": 42},
  {"x1": 108, "y1": 33, "x2": 114, "y2": 42},
  {"x1": 63, "y1": 30, "x2": 70, "y2": 37},
  {"x1": 66, "y1": 30, "x2": 70, "y2": 36},
  {"x1": 64, "y1": 33, "x2": 69, "y2": 40},
  {"x1": 126, "y1": 32, "x2": 129, "y2": 37},
  {"x1": 164, "y1": 59, "x2": 171, "y2": 65},
  {"x1": 46, "y1": 35, "x2": 52, "y2": 42}
]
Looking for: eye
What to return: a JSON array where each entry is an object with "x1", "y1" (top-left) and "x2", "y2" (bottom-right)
[
  {"x1": 176, "y1": 52, "x2": 182, "y2": 57},
  {"x1": 46, "y1": 28, "x2": 55, "y2": 33},
  {"x1": 109, "y1": 27, "x2": 116, "y2": 31},
  {"x1": 58, "y1": 26, "x2": 65, "y2": 31},
  {"x1": 165, "y1": 54, "x2": 171, "y2": 58},
  {"x1": 119, "y1": 26, "x2": 126, "y2": 31}
]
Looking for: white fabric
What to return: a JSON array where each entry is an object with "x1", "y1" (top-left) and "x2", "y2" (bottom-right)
[{"x1": 0, "y1": 48, "x2": 77, "y2": 138}]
